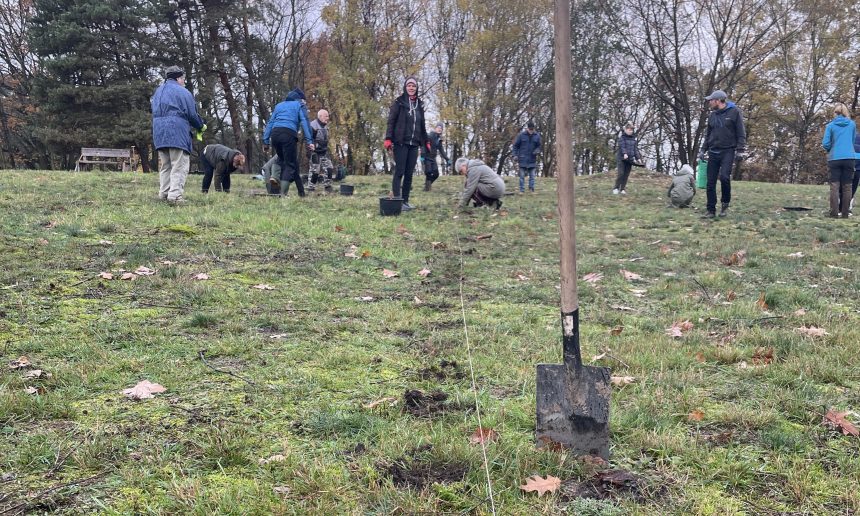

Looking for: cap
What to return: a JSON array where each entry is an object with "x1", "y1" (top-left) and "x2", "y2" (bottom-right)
[
  {"x1": 705, "y1": 90, "x2": 727, "y2": 101},
  {"x1": 165, "y1": 65, "x2": 184, "y2": 80},
  {"x1": 526, "y1": 121, "x2": 535, "y2": 129}
]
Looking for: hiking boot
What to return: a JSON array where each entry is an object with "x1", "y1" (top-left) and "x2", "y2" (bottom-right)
[
  {"x1": 402, "y1": 202, "x2": 414, "y2": 211},
  {"x1": 719, "y1": 203, "x2": 729, "y2": 217},
  {"x1": 620, "y1": 190, "x2": 627, "y2": 195},
  {"x1": 612, "y1": 189, "x2": 619, "y2": 195},
  {"x1": 268, "y1": 176, "x2": 281, "y2": 188},
  {"x1": 494, "y1": 199, "x2": 503, "y2": 210},
  {"x1": 167, "y1": 197, "x2": 186, "y2": 206},
  {"x1": 702, "y1": 211, "x2": 715, "y2": 219}
]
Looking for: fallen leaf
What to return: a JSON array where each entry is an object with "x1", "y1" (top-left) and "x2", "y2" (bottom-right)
[
  {"x1": 134, "y1": 266, "x2": 156, "y2": 276},
  {"x1": 334, "y1": 225, "x2": 344, "y2": 232},
  {"x1": 726, "y1": 290, "x2": 736, "y2": 301},
  {"x1": 688, "y1": 409, "x2": 704, "y2": 422},
  {"x1": 99, "y1": 272, "x2": 114, "y2": 280},
  {"x1": 259, "y1": 454, "x2": 287, "y2": 465},
  {"x1": 611, "y1": 305, "x2": 637, "y2": 312},
  {"x1": 583, "y1": 272, "x2": 603, "y2": 284},
  {"x1": 356, "y1": 296, "x2": 374, "y2": 302},
  {"x1": 382, "y1": 269, "x2": 399, "y2": 278},
  {"x1": 475, "y1": 234, "x2": 493, "y2": 240},
  {"x1": 610, "y1": 376, "x2": 636, "y2": 386},
  {"x1": 823, "y1": 409, "x2": 860, "y2": 437},
  {"x1": 694, "y1": 352, "x2": 706, "y2": 363},
  {"x1": 620, "y1": 270, "x2": 642, "y2": 281},
  {"x1": 99, "y1": 239, "x2": 114, "y2": 245},
  {"x1": 395, "y1": 224, "x2": 410, "y2": 235},
  {"x1": 591, "y1": 352, "x2": 607, "y2": 362},
  {"x1": 252, "y1": 284, "x2": 274, "y2": 290},
  {"x1": 123, "y1": 380, "x2": 166, "y2": 400},
  {"x1": 431, "y1": 241, "x2": 447, "y2": 250},
  {"x1": 25, "y1": 386, "x2": 41, "y2": 395},
  {"x1": 344, "y1": 245, "x2": 359, "y2": 258},
  {"x1": 519, "y1": 475, "x2": 561, "y2": 497},
  {"x1": 272, "y1": 486, "x2": 290, "y2": 496},
  {"x1": 23, "y1": 369, "x2": 51, "y2": 379},
  {"x1": 729, "y1": 269, "x2": 744, "y2": 277},
  {"x1": 363, "y1": 396, "x2": 399, "y2": 409},
  {"x1": 752, "y1": 347, "x2": 774, "y2": 365},
  {"x1": 193, "y1": 273, "x2": 210, "y2": 280},
  {"x1": 756, "y1": 292, "x2": 769, "y2": 310},
  {"x1": 720, "y1": 250, "x2": 747, "y2": 266},
  {"x1": 793, "y1": 308, "x2": 807, "y2": 316},
  {"x1": 795, "y1": 326, "x2": 829, "y2": 337},
  {"x1": 827, "y1": 265, "x2": 853, "y2": 272},
  {"x1": 659, "y1": 245, "x2": 673, "y2": 255},
  {"x1": 44, "y1": 220, "x2": 59, "y2": 229},
  {"x1": 417, "y1": 268, "x2": 432, "y2": 278},
  {"x1": 787, "y1": 252, "x2": 804, "y2": 258},
  {"x1": 161, "y1": 260, "x2": 175, "y2": 265},
  {"x1": 360, "y1": 250, "x2": 371, "y2": 259},
  {"x1": 413, "y1": 296, "x2": 423, "y2": 305},
  {"x1": 120, "y1": 272, "x2": 137, "y2": 281},
  {"x1": 610, "y1": 326, "x2": 623, "y2": 336},
  {"x1": 516, "y1": 274, "x2": 529, "y2": 281},
  {"x1": 665, "y1": 320, "x2": 693, "y2": 338},
  {"x1": 8, "y1": 356, "x2": 32, "y2": 370},
  {"x1": 268, "y1": 333, "x2": 289, "y2": 340},
  {"x1": 37, "y1": 238, "x2": 49, "y2": 245},
  {"x1": 468, "y1": 427, "x2": 499, "y2": 445},
  {"x1": 629, "y1": 289, "x2": 647, "y2": 297},
  {"x1": 581, "y1": 455, "x2": 609, "y2": 469}
]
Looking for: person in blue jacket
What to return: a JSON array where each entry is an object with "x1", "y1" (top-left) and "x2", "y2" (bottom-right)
[
  {"x1": 512, "y1": 121, "x2": 541, "y2": 193},
  {"x1": 846, "y1": 131, "x2": 860, "y2": 215},
  {"x1": 821, "y1": 103, "x2": 856, "y2": 218},
  {"x1": 263, "y1": 88, "x2": 314, "y2": 197},
  {"x1": 151, "y1": 66, "x2": 205, "y2": 203}
]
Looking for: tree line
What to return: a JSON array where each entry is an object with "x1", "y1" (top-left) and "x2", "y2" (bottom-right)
[{"x1": 0, "y1": 0, "x2": 857, "y2": 182}]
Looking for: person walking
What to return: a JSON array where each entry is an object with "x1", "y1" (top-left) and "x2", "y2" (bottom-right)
[
  {"x1": 423, "y1": 122, "x2": 450, "y2": 191},
  {"x1": 384, "y1": 77, "x2": 429, "y2": 211},
  {"x1": 308, "y1": 109, "x2": 334, "y2": 191},
  {"x1": 512, "y1": 121, "x2": 541, "y2": 193},
  {"x1": 151, "y1": 65, "x2": 205, "y2": 204},
  {"x1": 200, "y1": 144, "x2": 244, "y2": 194},
  {"x1": 263, "y1": 88, "x2": 314, "y2": 197},
  {"x1": 697, "y1": 90, "x2": 747, "y2": 218},
  {"x1": 455, "y1": 157, "x2": 505, "y2": 210},
  {"x1": 613, "y1": 122, "x2": 641, "y2": 194},
  {"x1": 821, "y1": 103, "x2": 856, "y2": 218}
]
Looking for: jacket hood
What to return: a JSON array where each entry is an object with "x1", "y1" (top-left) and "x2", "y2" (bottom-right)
[
  {"x1": 675, "y1": 164, "x2": 694, "y2": 176},
  {"x1": 285, "y1": 88, "x2": 305, "y2": 101},
  {"x1": 717, "y1": 101, "x2": 737, "y2": 113},
  {"x1": 468, "y1": 158, "x2": 487, "y2": 168},
  {"x1": 831, "y1": 115, "x2": 851, "y2": 127},
  {"x1": 401, "y1": 77, "x2": 419, "y2": 97}
]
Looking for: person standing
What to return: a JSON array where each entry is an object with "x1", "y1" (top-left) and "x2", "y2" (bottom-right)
[
  {"x1": 308, "y1": 109, "x2": 334, "y2": 191},
  {"x1": 151, "y1": 65, "x2": 205, "y2": 204},
  {"x1": 423, "y1": 122, "x2": 450, "y2": 191},
  {"x1": 613, "y1": 122, "x2": 642, "y2": 195},
  {"x1": 200, "y1": 144, "x2": 245, "y2": 193},
  {"x1": 385, "y1": 77, "x2": 429, "y2": 211},
  {"x1": 263, "y1": 88, "x2": 314, "y2": 197},
  {"x1": 698, "y1": 90, "x2": 747, "y2": 218},
  {"x1": 512, "y1": 121, "x2": 541, "y2": 193},
  {"x1": 455, "y1": 157, "x2": 505, "y2": 210},
  {"x1": 821, "y1": 103, "x2": 856, "y2": 218}
]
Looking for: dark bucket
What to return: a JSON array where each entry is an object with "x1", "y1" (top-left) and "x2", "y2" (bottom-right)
[
  {"x1": 340, "y1": 184, "x2": 354, "y2": 196},
  {"x1": 379, "y1": 197, "x2": 403, "y2": 216}
]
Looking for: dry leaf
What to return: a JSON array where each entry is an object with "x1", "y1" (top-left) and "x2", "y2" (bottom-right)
[
  {"x1": 611, "y1": 305, "x2": 637, "y2": 312},
  {"x1": 729, "y1": 269, "x2": 744, "y2": 277},
  {"x1": 720, "y1": 250, "x2": 747, "y2": 266},
  {"x1": 629, "y1": 289, "x2": 647, "y2": 297},
  {"x1": 382, "y1": 269, "x2": 399, "y2": 278},
  {"x1": 666, "y1": 320, "x2": 693, "y2": 338},
  {"x1": 610, "y1": 376, "x2": 636, "y2": 386},
  {"x1": 123, "y1": 380, "x2": 166, "y2": 400},
  {"x1": 592, "y1": 352, "x2": 607, "y2": 362},
  {"x1": 120, "y1": 272, "x2": 136, "y2": 281},
  {"x1": 795, "y1": 326, "x2": 829, "y2": 337},
  {"x1": 259, "y1": 454, "x2": 287, "y2": 465},
  {"x1": 395, "y1": 224, "x2": 410, "y2": 235},
  {"x1": 823, "y1": 409, "x2": 860, "y2": 437},
  {"x1": 356, "y1": 296, "x2": 374, "y2": 302},
  {"x1": 431, "y1": 241, "x2": 447, "y2": 250},
  {"x1": 413, "y1": 296, "x2": 423, "y2": 305},
  {"x1": 694, "y1": 352, "x2": 706, "y2": 363},
  {"x1": 620, "y1": 270, "x2": 642, "y2": 281},
  {"x1": 417, "y1": 268, "x2": 432, "y2": 278},
  {"x1": 475, "y1": 234, "x2": 493, "y2": 240},
  {"x1": 268, "y1": 333, "x2": 288, "y2": 339},
  {"x1": 8, "y1": 356, "x2": 32, "y2": 370},
  {"x1": 193, "y1": 273, "x2": 210, "y2": 280},
  {"x1": 583, "y1": 272, "x2": 603, "y2": 284},
  {"x1": 468, "y1": 427, "x2": 499, "y2": 445},
  {"x1": 161, "y1": 260, "x2": 175, "y2": 265},
  {"x1": 659, "y1": 245, "x2": 672, "y2": 255},
  {"x1": 272, "y1": 486, "x2": 290, "y2": 496},
  {"x1": 44, "y1": 220, "x2": 59, "y2": 229},
  {"x1": 726, "y1": 290, "x2": 736, "y2": 301},
  {"x1": 516, "y1": 274, "x2": 529, "y2": 281},
  {"x1": 344, "y1": 245, "x2": 359, "y2": 259},
  {"x1": 756, "y1": 292, "x2": 769, "y2": 310},
  {"x1": 363, "y1": 397, "x2": 398, "y2": 409},
  {"x1": 334, "y1": 225, "x2": 344, "y2": 232},
  {"x1": 23, "y1": 369, "x2": 51, "y2": 379},
  {"x1": 827, "y1": 265, "x2": 853, "y2": 272},
  {"x1": 99, "y1": 272, "x2": 114, "y2": 280},
  {"x1": 688, "y1": 409, "x2": 704, "y2": 422},
  {"x1": 360, "y1": 250, "x2": 371, "y2": 259},
  {"x1": 787, "y1": 252, "x2": 804, "y2": 258},
  {"x1": 252, "y1": 284, "x2": 274, "y2": 290},
  {"x1": 752, "y1": 347, "x2": 774, "y2": 365},
  {"x1": 793, "y1": 308, "x2": 807, "y2": 316},
  {"x1": 98, "y1": 239, "x2": 114, "y2": 245},
  {"x1": 610, "y1": 326, "x2": 623, "y2": 336},
  {"x1": 134, "y1": 266, "x2": 156, "y2": 276},
  {"x1": 37, "y1": 238, "x2": 49, "y2": 245},
  {"x1": 519, "y1": 475, "x2": 561, "y2": 497},
  {"x1": 25, "y1": 386, "x2": 41, "y2": 395}
]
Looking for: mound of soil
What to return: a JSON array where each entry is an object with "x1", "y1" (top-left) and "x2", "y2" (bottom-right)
[
  {"x1": 417, "y1": 359, "x2": 466, "y2": 381},
  {"x1": 403, "y1": 389, "x2": 449, "y2": 417},
  {"x1": 383, "y1": 459, "x2": 468, "y2": 490}
]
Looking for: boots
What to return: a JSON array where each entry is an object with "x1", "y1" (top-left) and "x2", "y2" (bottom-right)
[
  {"x1": 829, "y1": 182, "x2": 841, "y2": 217},
  {"x1": 841, "y1": 183, "x2": 852, "y2": 218},
  {"x1": 424, "y1": 179, "x2": 431, "y2": 192},
  {"x1": 719, "y1": 203, "x2": 729, "y2": 217}
]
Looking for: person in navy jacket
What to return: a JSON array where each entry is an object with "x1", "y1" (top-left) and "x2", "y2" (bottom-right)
[
  {"x1": 151, "y1": 66, "x2": 205, "y2": 203},
  {"x1": 512, "y1": 121, "x2": 542, "y2": 193},
  {"x1": 263, "y1": 88, "x2": 314, "y2": 197}
]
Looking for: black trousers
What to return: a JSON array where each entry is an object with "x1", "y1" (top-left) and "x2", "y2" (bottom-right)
[
  {"x1": 614, "y1": 160, "x2": 632, "y2": 190},
  {"x1": 706, "y1": 148, "x2": 735, "y2": 213},
  {"x1": 392, "y1": 144, "x2": 419, "y2": 202},
  {"x1": 271, "y1": 127, "x2": 304, "y2": 197},
  {"x1": 424, "y1": 158, "x2": 440, "y2": 183},
  {"x1": 200, "y1": 155, "x2": 230, "y2": 193}
]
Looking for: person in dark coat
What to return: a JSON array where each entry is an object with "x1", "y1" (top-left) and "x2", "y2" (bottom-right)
[
  {"x1": 263, "y1": 88, "x2": 314, "y2": 197},
  {"x1": 422, "y1": 122, "x2": 450, "y2": 191},
  {"x1": 308, "y1": 109, "x2": 334, "y2": 191},
  {"x1": 613, "y1": 122, "x2": 642, "y2": 194},
  {"x1": 200, "y1": 144, "x2": 245, "y2": 193},
  {"x1": 512, "y1": 121, "x2": 541, "y2": 192},
  {"x1": 385, "y1": 77, "x2": 429, "y2": 211},
  {"x1": 821, "y1": 103, "x2": 856, "y2": 218},
  {"x1": 151, "y1": 66, "x2": 205, "y2": 203},
  {"x1": 697, "y1": 89, "x2": 747, "y2": 218}
]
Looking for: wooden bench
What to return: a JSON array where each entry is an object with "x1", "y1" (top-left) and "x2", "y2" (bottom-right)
[{"x1": 75, "y1": 147, "x2": 134, "y2": 171}]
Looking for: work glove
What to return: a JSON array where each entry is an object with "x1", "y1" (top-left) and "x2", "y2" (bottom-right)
[
  {"x1": 384, "y1": 139, "x2": 393, "y2": 151},
  {"x1": 195, "y1": 124, "x2": 207, "y2": 142},
  {"x1": 735, "y1": 149, "x2": 748, "y2": 162},
  {"x1": 426, "y1": 141, "x2": 432, "y2": 152}
]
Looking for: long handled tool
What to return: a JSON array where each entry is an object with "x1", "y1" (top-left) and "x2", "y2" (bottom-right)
[{"x1": 535, "y1": 0, "x2": 611, "y2": 459}]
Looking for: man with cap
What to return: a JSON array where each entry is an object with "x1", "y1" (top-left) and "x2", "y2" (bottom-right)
[
  {"x1": 151, "y1": 65, "x2": 206, "y2": 204},
  {"x1": 697, "y1": 89, "x2": 747, "y2": 218},
  {"x1": 512, "y1": 121, "x2": 542, "y2": 192},
  {"x1": 422, "y1": 122, "x2": 450, "y2": 191}
]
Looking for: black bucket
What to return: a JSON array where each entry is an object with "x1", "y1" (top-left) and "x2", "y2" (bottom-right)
[
  {"x1": 340, "y1": 184, "x2": 354, "y2": 196},
  {"x1": 379, "y1": 197, "x2": 403, "y2": 216}
]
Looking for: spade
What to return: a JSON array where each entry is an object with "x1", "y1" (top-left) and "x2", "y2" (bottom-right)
[{"x1": 535, "y1": 0, "x2": 611, "y2": 459}]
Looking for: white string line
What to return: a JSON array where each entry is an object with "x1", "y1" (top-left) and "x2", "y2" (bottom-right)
[{"x1": 455, "y1": 230, "x2": 497, "y2": 515}]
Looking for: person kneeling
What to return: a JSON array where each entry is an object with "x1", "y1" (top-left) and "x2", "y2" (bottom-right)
[
  {"x1": 667, "y1": 164, "x2": 696, "y2": 208},
  {"x1": 456, "y1": 157, "x2": 505, "y2": 210},
  {"x1": 201, "y1": 144, "x2": 245, "y2": 193}
]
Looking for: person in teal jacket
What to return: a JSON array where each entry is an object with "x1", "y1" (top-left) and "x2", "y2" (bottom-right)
[
  {"x1": 821, "y1": 103, "x2": 856, "y2": 218},
  {"x1": 263, "y1": 88, "x2": 314, "y2": 197}
]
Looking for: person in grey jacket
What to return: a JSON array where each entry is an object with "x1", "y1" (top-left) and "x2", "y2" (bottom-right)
[
  {"x1": 308, "y1": 109, "x2": 334, "y2": 191},
  {"x1": 456, "y1": 157, "x2": 505, "y2": 209},
  {"x1": 667, "y1": 164, "x2": 695, "y2": 208},
  {"x1": 200, "y1": 144, "x2": 245, "y2": 193}
]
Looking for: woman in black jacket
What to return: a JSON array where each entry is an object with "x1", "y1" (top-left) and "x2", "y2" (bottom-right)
[{"x1": 384, "y1": 77, "x2": 429, "y2": 211}]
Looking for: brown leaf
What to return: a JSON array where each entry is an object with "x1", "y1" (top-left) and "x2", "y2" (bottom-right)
[
  {"x1": 475, "y1": 233, "x2": 493, "y2": 240},
  {"x1": 37, "y1": 238, "x2": 49, "y2": 245},
  {"x1": 382, "y1": 269, "x2": 399, "y2": 278},
  {"x1": 272, "y1": 486, "x2": 291, "y2": 496},
  {"x1": 726, "y1": 290, "x2": 736, "y2": 301},
  {"x1": 537, "y1": 435, "x2": 566, "y2": 452},
  {"x1": 688, "y1": 409, "x2": 704, "y2": 422},
  {"x1": 193, "y1": 273, "x2": 210, "y2": 280},
  {"x1": 610, "y1": 326, "x2": 623, "y2": 336},
  {"x1": 431, "y1": 241, "x2": 447, "y2": 250},
  {"x1": 694, "y1": 352, "x2": 706, "y2": 363},
  {"x1": 666, "y1": 320, "x2": 693, "y2": 338},
  {"x1": 44, "y1": 220, "x2": 59, "y2": 229},
  {"x1": 519, "y1": 475, "x2": 561, "y2": 497},
  {"x1": 795, "y1": 326, "x2": 829, "y2": 337},
  {"x1": 395, "y1": 224, "x2": 410, "y2": 235},
  {"x1": 134, "y1": 266, "x2": 156, "y2": 276},
  {"x1": 258, "y1": 454, "x2": 287, "y2": 465},
  {"x1": 620, "y1": 269, "x2": 642, "y2": 281},
  {"x1": 25, "y1": 386, "x2": 42, "y2": 395},
  {"x1": 610, "y1": 376, "x2": 635, "y2": 386},
  {"x1": 252, "y1": 284, "x2": 274, "y2": 290},
  {"x1": 344, "y1": 245, "x2": 359, "y2": 259},
  {"x1": 8, "y1": 356, "x2": 32, "y2": 370},
  {"x1": 23, "y1": 369, "x2": 52, "y2": 379},
  {"x1": 360, "y1": 250, "x2": 371, "y2": 259},
  {"x1": 583, "y1": 272, "x2": 603, "y2": 284},
  {"x1": 468, "y1": 427, "x2": 499, "y2": 445},
  {"x1": 122, "y1": 380, "x2": 166, "y2": 400},
  {"x1": 752, "y1": 347, "x2": 774, "y2": 365},
  {"x1": 334, "y1": 225, "x2": 344, "y2": 232},
  {"x1": 120, "y1": 272, "x2": 137, "y2": 281},
  {"x1": 363, "y1": 397, "x2": 399, "y2": 409},
  {"x1": 823, "y1": 409, "x2": 860, "y2": 437},
  {"x1": 516, "y1": 274, "x2": 529, "y2": 281},
  {"x1": 720, "y1": 250, "x2": 747, "y2": 266},
  {"x1": 659, "y1": 245, "x2": 672, "y2": 255},
  {"x1": 99, "y1": 272, "x2": 114, "y2": 280},
  {"x1": 417, "y1": 268, "x2": 432, "y2": 278},
  {"x1": 756, "y1": 292, "x2": 769, "y2": 310}
]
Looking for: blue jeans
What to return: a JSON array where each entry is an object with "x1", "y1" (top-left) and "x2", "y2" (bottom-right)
[{"x1": 519, "y1": 166, "x2": 535, "y2": 192}]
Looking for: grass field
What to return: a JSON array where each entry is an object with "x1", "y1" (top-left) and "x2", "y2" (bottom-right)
[{"x1": 1, "y1": 169, "x2": 859, "y2": 515}]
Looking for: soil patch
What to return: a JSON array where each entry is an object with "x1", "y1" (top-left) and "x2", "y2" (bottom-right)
[
  {"x1": 382, "y1": 456, "x2": 468, "y2": 490},
  {"x1": 417, "y1": 359, "x2": 466, "y2": 381},
  {"x1": 402, "y1": 389, "x2": 470, "y2": 417},
  {"x1": 560, "y1": 469, "x2": 661, "y2": 503}
]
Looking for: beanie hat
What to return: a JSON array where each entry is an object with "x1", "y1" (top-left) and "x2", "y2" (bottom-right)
[{"x1": 165, "y1": 65, "x2": 184, "y2": 80}]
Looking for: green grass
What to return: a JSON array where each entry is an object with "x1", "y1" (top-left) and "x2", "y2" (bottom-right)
[{"x1": 1, "y1": 169, "x2": 859, "y2": 514}]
